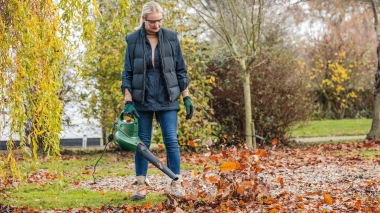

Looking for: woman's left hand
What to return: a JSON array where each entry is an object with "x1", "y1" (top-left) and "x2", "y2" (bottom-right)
[{"x1": 183, "y1": 96, "x2": 194, "y2": 120}]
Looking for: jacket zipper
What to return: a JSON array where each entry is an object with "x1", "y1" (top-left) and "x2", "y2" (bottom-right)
[
  {"x1": 142, "y1": 36, "x2": 147, "y2": 103},
  {"x1": 160, "y1": 35, "x2": 172, "y2": 102}
]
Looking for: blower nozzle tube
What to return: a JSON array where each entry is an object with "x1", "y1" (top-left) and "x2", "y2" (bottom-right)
[{"x1": 136, "y1": 142, "x2": 178, "y2": 180}]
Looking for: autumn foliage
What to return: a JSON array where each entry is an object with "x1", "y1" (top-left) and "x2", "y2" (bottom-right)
[{"x1": 300, "y1": 1, "x2": 376, "y2": 119}]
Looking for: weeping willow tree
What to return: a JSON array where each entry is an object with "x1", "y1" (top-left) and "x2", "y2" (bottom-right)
[
  {"x1": 80, "y1": 0, "x2": 130, "y2": 144},
  {"x1": 0, "y1": 0, "x2": 98, "y2": 177}
]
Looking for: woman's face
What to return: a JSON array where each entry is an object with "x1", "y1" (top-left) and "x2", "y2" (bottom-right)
[{"x1": 143, "y1": 12, "x2": 163, "y2": 34}]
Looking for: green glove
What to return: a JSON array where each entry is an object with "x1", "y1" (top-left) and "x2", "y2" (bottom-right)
[
  {"x1": 183, "y1": 96, "x2": 194, "y2": 120},
  {"x1": 124, "y1": 101, "x2": 139, "y2": 118}
]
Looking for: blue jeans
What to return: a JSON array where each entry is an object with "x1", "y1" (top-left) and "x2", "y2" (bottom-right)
[{"x1": 135, "y1": 110, "x2": 180, "y2": 176}]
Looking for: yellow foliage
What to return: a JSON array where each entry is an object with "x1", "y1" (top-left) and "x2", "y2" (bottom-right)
[
  {"x1": 308, "y1": 48, "x2": 362, "y2": 118},
  {"x1": 0, "y1": 0, "x2": 100, "y2": 178}
]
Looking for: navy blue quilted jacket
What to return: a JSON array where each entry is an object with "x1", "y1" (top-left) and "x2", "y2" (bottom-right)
[{"x1": 121, "y1": 24, "x2": 188, "y2": 111}]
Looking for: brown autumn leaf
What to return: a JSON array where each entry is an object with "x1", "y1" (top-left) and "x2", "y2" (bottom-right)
[
  {"x1": 182, "y1": 179, "x2": 191, "y2": 188},
  {"x1": 174, "y1": 207, "x2": 184, "y2": 213},
  {"x1": 188, "y1": 140, "x2": 195, "y2": 147},
  {"x1": 240, "y1": 181, "x2": 254, "y2": 189},
  {"x1": 222, "y1": 185, "x2": 232, "y2": 199},
  {"x1": 157, "y1": 202, "x2": 163, "y2": 211},
  {"x1": 207, "y1": 176, "x2": 218, "y2": 183},
  {"x1": 262, "y1": 197, "x2": 277, "y2": 205},
  {"x1": 256, "y1": 166, "x2": 264, "y2": 173},
  {"x1": 141, "y1": 201, "x2": 152, "y2": 208},
  {"x1": 272, "y1": 138, "x2": 278, "y2": 145},
  {"x1": 221, "y1": 150, "x2": 228, "y2": 159},
  {"x1": 256, "y1": 149, "x2": 267, "y2": 157},
  {"x1": 277, "y1": 177, "x2": 284, "y2": 188},
  {"x1": 239, "y1": 150, "x2": 247, "y2": 158},
  {"x1": 210, "y1": 155, "x2": 219, "y2": 162},
  {"x1": 220, "y1": 161, "x2": 237, "y2": 171},
  {"x1": 268, "y1": 207, "x2": 279, "y2": 213},
  {"x1": 237, "y1": 187, "x2": 244, "y2": 195},
  {"x1": 324, "y1": 193, "x2": 333, "y2": 205}
]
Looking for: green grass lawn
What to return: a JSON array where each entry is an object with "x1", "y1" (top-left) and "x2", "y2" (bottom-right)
[
  {"x1": 3, "y1": 183, "x2": 166, "y2": 210},
  {"x1": 0, "y1": 150, "x2": 212, "y2": 210},
  {"x1": 290, "y1": 119, "x2": 372, "y2": 138},
  {"x1": 0, "y1": 151, "x2": 168, "y2": 209}
]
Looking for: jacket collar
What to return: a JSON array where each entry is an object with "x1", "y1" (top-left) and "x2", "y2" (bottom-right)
[
  {"x1": 140, "y1": 23, "x2": 163, "y2": 39},
  {"x1": 140, "y1": 23, "x2": 146, "y2": 37}
]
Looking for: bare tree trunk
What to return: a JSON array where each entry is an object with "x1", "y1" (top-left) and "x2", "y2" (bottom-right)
[
  {"x1": 243, "y1": 72, "x2": 253, "y2": 149},
  {"x1": 367, "y1": 45, "x2": 380, "y2": 139},
  {"x1": 367, "y1": 0, "x2": 380, "y2": 140}
]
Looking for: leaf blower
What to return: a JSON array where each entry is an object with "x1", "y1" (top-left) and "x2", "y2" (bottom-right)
[{"x1": 114, "y1": 112, "x2": 178, "y2": 180}]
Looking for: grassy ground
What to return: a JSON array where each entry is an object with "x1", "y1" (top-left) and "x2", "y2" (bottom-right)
[
  {"x1": 332, "y1": 149, "x2": 380, "y2": 160},
  {"x1": 290, "y1": 119, "x2": 372, "y2": 137},
  {"x1": 0, "y1": 150, "x2": 199, "y2": 210}
]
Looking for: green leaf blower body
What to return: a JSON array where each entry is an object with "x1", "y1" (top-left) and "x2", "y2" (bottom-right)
[{"x1": 114, "y1": 113, "x2": 178, "y2": 180}]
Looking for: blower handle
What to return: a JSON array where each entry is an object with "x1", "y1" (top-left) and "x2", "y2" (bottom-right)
[
  {"x1": 119, "y1": 112, "x2": 138, "y2": 125},
  {"x1": 136, "y1": 142, "x2": 178, "y2": 180}
]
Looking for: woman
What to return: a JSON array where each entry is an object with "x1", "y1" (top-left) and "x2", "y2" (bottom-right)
[{"x1": 121, "y1": 1, "x2": 194, "y2": 201}]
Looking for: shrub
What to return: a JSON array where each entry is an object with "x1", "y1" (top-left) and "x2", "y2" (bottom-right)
[{"x1": 209, "y1": 49, "x2": 313, "y2": 143}]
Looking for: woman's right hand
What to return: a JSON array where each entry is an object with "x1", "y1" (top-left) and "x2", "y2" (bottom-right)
[{"x1": 124, "y1": 101, "x2": 140, "y2": 118}]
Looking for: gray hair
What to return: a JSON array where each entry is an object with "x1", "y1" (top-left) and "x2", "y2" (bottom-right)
[{"x1": 135, "y1": 1, "x2": 164, "y2": 30}]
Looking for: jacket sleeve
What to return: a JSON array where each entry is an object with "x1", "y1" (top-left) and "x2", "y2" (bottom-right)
[
  {"x1": 175, "y1": 38, "x2": 189, "y2": 92},
  {"x1": 121, "y1": 47, "x2": 133, "y2": 95}
]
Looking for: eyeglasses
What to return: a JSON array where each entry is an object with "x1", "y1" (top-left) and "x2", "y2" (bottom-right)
[{"x1": 145, "y1": 18, "x2": 163, "y2": 25}]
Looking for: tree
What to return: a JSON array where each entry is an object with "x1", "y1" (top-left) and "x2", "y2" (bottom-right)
[
  {"x1": 185, "y1": 0, "x2": 264, "y2": 149},
  {"x1": 0, "y1": 0, "x2": 99, "y2": 176},
  {"x1": 295, "y1": 0, "x2": 376, "y2": 119},
  {"x1": 367, "y1": 0, "x2": 380, "y2": 139},
  {"x1": 81, "y1": 0, "x2": 130, "y2": 144}
]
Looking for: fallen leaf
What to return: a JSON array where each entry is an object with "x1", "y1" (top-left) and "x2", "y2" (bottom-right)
[
  {"x1": 277, "y1": 177, "x2": 284, "y2": 188},
  {"x1": 239, "y1": 150, "x2": 247, "y2": 158},
  {"x1": 142, "y1": 201, "x2": 152, "y2": 208},
  {"x1": 272, "y1": 138, "x2": 278, "y2": 145},
  {"x1": 220, "y1": 161, "x2": 237, "y2": 171},
  {"x1": 157, "y1": 202, "x2": 163, "y2": 211},
  {"x1": 324, "y1": 193, "x2": 333, "y2": 205},
  {"x1": 174, "y1": 207, "x2": 184, "y2": 213},
  {"x1": 256, "y1": 149, "x2": 267, "y2": 157},
  {"x1": 182, "y1": 180, "x2": 191, "y2": 188},
  {"x1": 237, "y1": 187, "x2": 244, "y2": 195},
  {"x1": 207, "y1": 176, "x2": 218, "y2": 183}
]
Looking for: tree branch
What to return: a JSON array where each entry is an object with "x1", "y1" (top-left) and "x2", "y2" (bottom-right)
[{"x1": 371, "y1": 0, "x2": 380, "y2": 41}]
